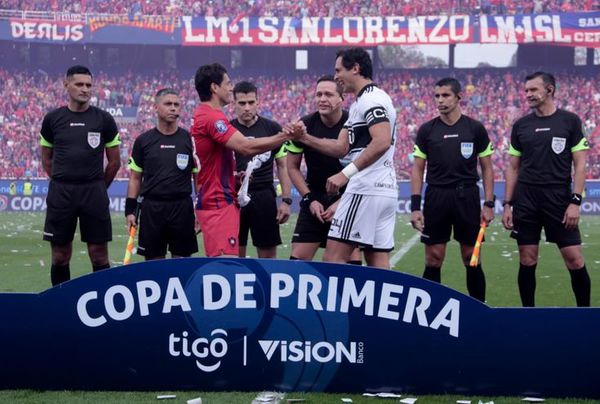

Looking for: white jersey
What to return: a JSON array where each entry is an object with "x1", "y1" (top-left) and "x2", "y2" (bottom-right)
[{"x1": 344, "y1": 83, "x2": 397, "y2": 197}]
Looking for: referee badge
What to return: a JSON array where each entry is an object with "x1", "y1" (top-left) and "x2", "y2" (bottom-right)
[
  {"x1": 87, "y1": 132, "x2": 101, "y2": 149},
  {"x1": 460, "y1": 142, "x2": 473, "y2": 159},
  {"x1": 551, "y1": 137, "x2": 566, "y2": 154},
  {"x1": 176, "y1": 153, "x2": 189, "y2": 170}
]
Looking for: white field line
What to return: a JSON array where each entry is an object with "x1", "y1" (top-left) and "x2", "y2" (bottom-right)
[{"x1": 391, "y1": 233, "x2": 420, "y2": 267}]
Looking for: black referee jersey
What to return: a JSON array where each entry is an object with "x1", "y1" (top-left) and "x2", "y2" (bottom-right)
[
  {"x1": 286, "y1": 110, "x2": 349, "y2": 195},
  {"x1": 128, "y1": 127, "x2": 196, "y2": 200},
  {"x1": 40, "y1": 106, "x2": 120, "y2": 182},
  {"x1": 509, "y1": 108, "x2": 590, "y2": 186},
  {"x1": 413, "y1": 114, "x2": 493, "y2": 186}
]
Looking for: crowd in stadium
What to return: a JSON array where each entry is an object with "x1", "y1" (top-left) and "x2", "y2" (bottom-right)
[
  {"x1": 0, "y1": 67, "x2": 598, "y2": 181},
  {"x1": 3, "y1": 0, "x2": 598, "y2": 17}
]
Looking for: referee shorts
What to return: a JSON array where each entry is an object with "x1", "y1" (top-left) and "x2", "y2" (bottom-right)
[
  {"x1": 239, "y1": 187, "x2": 281, "y2": 248},
  {"x1": 511, "y1": 183, "x2": 581, "y2": 248},
  {"x1": 328, "y1": 193, "x2": 396, "y2": 252},
  {"x1": 43, "y1": 180, "x2": 111, "y2": 244},
  {"x1": 421, "y1": 184, "x2": 481, "y2": 246},
  {"x1": 137, "y1": 197, "x2": 198, "y2": 258},
  {"x1": 292, "y1": 193, "x2": 339, "y2": 248}
]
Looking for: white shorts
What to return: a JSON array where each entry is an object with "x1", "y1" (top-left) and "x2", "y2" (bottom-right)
[{"x1": 328, "y1": 193, "x2": 396, "y2": 251}]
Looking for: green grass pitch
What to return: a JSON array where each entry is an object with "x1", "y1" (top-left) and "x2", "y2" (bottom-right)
[
  {"x1": 1, "y1": 212, "x2": 598, "y2": 307},
  {"x1": 0, "y1": 212, "x2": 599, "y2": 403}
]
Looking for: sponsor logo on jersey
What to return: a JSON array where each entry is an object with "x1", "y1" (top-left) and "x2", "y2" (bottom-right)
[
  {"x1": 176, "y1": 154, "x2": 189, "y2": 170},
  {"x1": 460, "y1": 142, "x2": 473, "y2": 158},
  {"x1": 535, "y1": 127, "x2": 551, "y2": 132},
  {"x1": 215, "y1": 120, "x2": 228, "y2": 134},
  {"x1": 444, "y1": 134, "x2": 459, "y2": 139},
  {"x1": 70, "y1": 122, "x2": 85, "y2": 127},
  {"x1": 87, "y1": 132, "x2": 101, "y2": 148},
  {"x1": 160, "y1": 145, "x2": 176, "y2": 149},
  {"x1": 551, "y1": 137, "x2": 566, "y2": 154}
]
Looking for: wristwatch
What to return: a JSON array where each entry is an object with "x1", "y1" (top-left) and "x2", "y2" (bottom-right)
[
  {"x1": 282, "y1": 197, "x2": 293, "y2": 205},
  {"x1": 483, "y1": 195, "x2": 496, "y2": 208}
]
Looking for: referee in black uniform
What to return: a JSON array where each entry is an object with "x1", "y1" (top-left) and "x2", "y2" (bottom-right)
[
  {"x1": 411, "y1": 78, "x2": 494, "y2": 302},
  {"x1": 126, "y1": 88, "x2": 199, "y2": 260},
  {"x1": 502, "y1": 72, "x2": 591, "y2": 307},
  {"x1": 40, "y1": 65, "x2": 121, "y2": 286},
  {"x1": 231, "y1": 81, "x2": 292, "y2": 259},
  {"x1": 287, "y1": 75, "x2": 361, "y2": 264}
]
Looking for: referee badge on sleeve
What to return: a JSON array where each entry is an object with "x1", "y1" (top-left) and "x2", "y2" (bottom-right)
[
  {"x1": 87, "y1": 132, "x2": 101, "y2": 149},
  {"x1": 460, "y1": 142, "x2": 473, "y2": 158},
  {"x1": 176, "y1": 153, "x2": 189, "y2": 170},
  {"x1": 551, "y1": 137, "x2": 566, "y2": 154}
]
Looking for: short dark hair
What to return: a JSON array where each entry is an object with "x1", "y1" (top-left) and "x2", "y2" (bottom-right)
[
  {"x1": 435, "y1": 77, "x2": 462, "y2": 96},
  {"x1": 233, "y1": 81, "x2": 258, "y2": 99},
  {"x1": 317, "y1": 75, "x2": 343, "y2": 98},
  {"x1": 194, "y1": 63, "x2": 227, "y2": 102},
  {"x1": 525, "y1": 71, "x2": 556, "y2": 95},
  {"x1": 66, "y1": 65, "x2": 92, "y2": 79},
  {"x1": 155, "y1": 88, "x2": 179, "y2": 102},
  {"x1": 335, "y1": 48, "x2": 372, "y2": 80}
]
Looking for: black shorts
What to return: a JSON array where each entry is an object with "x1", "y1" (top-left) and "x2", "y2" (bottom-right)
[
  {"x1": 138, "y1": 197, "x2": 198, "y2": 257},
  {"x1": 421, "y1": 184, "x2": 481, "y2": 246},
  {"x1": 44, "y1": 180, "x2": 112, "y2": 244},
  {"x1": 239, "y1": 187, "x2": 281, "y2": 248},
  {"x1": 511, "y1": 183, "x2": 581, "y2": 248},
  {"x1": 292, "y1": 193, "x2": 339, "y2": 247}
]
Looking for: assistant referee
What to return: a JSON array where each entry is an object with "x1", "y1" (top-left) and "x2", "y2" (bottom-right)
[
  {"x1": 126, "y1": 88, "x2": 199, "y2": 260},
  {"x1": 502, "y1": 72, "x2": 591, "y2": 307},
  {"x1": 411, "y1": 78, "x2": 494, "y2": 302}
]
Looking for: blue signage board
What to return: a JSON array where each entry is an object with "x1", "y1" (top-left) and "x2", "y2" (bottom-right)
[{"x1": 0, "y1": 258, "x2": 598, "y2": 397}]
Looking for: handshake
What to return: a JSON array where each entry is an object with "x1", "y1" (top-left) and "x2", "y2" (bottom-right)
[{"x1": 282, "y1": 120, "x2": 308, "y2": 141}]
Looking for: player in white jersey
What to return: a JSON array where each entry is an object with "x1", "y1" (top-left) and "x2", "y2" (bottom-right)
[{"x1": 294, "y1": 47, "x2": 397, "y2": 269}]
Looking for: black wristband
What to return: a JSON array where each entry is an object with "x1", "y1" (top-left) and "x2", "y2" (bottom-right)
[
  {"x1": 125, "y1": 197, "x2": 138, "y2": 216},
  {"x1": 300, "y1": 192, "x2": 315, "y2": 208},
  {"x1": 503, "y1": 200, "x2": 513, "y2": 207},
  {"x1": 571, "y1": 193, "x2": 582, "y2": 206},
  {"x1": 282, "y1": 197, "x2": 292, "y2": 205},
  {"x1": 410, "y1": 194, "x2": 422, "y2": 212}
]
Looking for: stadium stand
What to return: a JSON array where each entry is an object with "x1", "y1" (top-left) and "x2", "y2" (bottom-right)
[
  {"x1": 1, "y1": 0, "x2": 598, "y2": 17},
  {"x1": 0, "y1": 68, "x2": 598, "y2": 181}
]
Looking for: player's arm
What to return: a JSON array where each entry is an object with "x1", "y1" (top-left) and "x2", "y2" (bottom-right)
[
  {"x1": 275, "y1": 146, "x2": 292, "y2": 224},
  {"x1": 298, "y1": 126, "x2": 350, "y2": 158},
  {"x1": 563, "y1": 149, "x2": 588, "y2": 230},
  {"x1": 286, "y1": 150, "x2": 309, "y2": 197},
  {"x1": 125, "y1": 170, "x2": 142, "y2": 228},
  {"x1": 502, "y1": 155, "x2": 521, "y2": 230},
  {"x1": 352, "y1": 122, "x2": 392, "y2": 170},
  {"x1": 104, "y1": 146, "x2": 121, "y2": 188},
  {"x1": 410, "y1": 156, "x2": 426, "y2": 232},
  {"x1": 479, "y1": 155, "x2": 495, "y2": 223},
  {"x1": 41, "y1": 146, "x2": 53, "y2": 177},
  {"x1": 572, "y1": 150, "x2": 587, "y2": 197},
  {"x1": 325, "y1": 122, "x2": 390, "y2": 195},
  {"x1": 226, "y1": 130, "x2": 289, "y2": 157}
]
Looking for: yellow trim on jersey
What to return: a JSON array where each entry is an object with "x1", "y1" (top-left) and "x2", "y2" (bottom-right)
[
  {"x1": 105, "y1": 133, "x2": 121, "y2": 148},
  {"x1": 40, "y1": 134, "x2": 53, "y2": 148},
  {"x1": 285, "y1": 141, "x2": 304, "y2": 154},
  {"x1": 275, "y1": 143, "x2": 287, "y2": 159},
  {"x1": 192, "y1": 167, "x2": 199, "y2": 174},
  {"x1": 478, "y1": 142, "x2": 494, "y2": 158},
  {"x1": 508, "y1": 144, "x2": 522, "y2": 157},
  {"x1": 571, "y1": 137, "x2": 590, "y2": 153},
  {"x1": 128, "y1": 157, "x2": 143, "y2": 173},
  {"x1": 412, "y1": 144, "x2": 426, "y2": 159}
]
